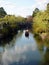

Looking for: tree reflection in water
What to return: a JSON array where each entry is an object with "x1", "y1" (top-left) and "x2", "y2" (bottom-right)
[
  {"x1": 0, "y1": 31, "x2": 49, "y2": 65},
  {"x1": 34, "y1": 35, "x2": 49, "y2": 65}
]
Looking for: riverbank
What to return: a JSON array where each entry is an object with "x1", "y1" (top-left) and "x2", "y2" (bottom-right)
[
  {"x1": 0, "y1": 21, "x2": 32, "y2": 46},
  {"x1": 34, "y1": 33, "x2": 49, "y2": 48}
]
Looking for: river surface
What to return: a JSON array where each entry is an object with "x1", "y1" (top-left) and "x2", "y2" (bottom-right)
[{"x1": 0, "y1": 30, "x2": 49, "y2": 65}]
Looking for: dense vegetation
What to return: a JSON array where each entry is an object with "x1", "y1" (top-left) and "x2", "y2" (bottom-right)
[
  {"x1": 0, "y1": 3, "x2": 49, "y2": 44},
  {"x1": 0, "y1": 7, "x2": 32, "y2": 44},
  {"x1": 32, "y1": 3, "x2": 49, "y2": 42},
  {"x1": 32, "y1": 3, "x2": 49, "y2": 34},
  {"x1": 0, "y1": 7, "x2": 7, "y2": 18}
]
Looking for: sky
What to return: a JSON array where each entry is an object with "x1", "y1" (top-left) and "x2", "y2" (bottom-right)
[{"x1": 0, "y1": 0, "x2": 49, "y2": 17}]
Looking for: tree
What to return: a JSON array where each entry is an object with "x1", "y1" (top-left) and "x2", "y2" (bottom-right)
[
  {"x1": 32, "y1": 3, "x2": 49, "y2": 33},
  {"x1": 16, "y1": 16, "x2": 25, "y2": 22},
  {"x1": 32, "y1": 8, "x2": 39, "y2": 17},
  {"x1": 0, "y1": 7, "x2": 7, "y2": 18},
  {"x1": 33, "y1": 11, "x2": 47, "y2": 33},
  {"x1": 4, "y1": 15, "x2": 16, "y2": 23},
  {"x1": 47, "y1": 3, "x2": 49, "y2": 11},
  {"x1": 26, "y1": 16, "x2": 32, "y2": 22}
]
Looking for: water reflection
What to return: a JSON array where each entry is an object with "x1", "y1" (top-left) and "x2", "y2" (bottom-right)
[
  {"x1": 44, "y1": 48, "x2": 49, "y2": 65},
  {"x1": 0, "y1": 30, "x2": 49, "y2": 65}
]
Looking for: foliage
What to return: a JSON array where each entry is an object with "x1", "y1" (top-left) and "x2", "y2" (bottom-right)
[
  {"x1": 32, "y1": 3, "x2": 49, "y2": 34},
  {"x1": 0, "y1": 7, "x2": 7, "y2": 18},
  {"x1": 32, "y1": 8, "x2": 39, "y2": 17},
  {"x1": 16, "y1": 16, "x2": 25, "y2": 22}
]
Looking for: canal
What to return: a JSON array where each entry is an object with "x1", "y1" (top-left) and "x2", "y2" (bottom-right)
[{"x1": 0, "y1": 30, "x2": 49, "y2": 65}]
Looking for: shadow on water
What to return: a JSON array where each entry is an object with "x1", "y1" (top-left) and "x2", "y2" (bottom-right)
[{"x1": 0, "y1": 30, "x2": 18, "y2": 47}]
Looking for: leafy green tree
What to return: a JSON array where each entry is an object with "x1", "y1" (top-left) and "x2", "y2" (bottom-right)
[
  {"x1": 32, "y1": 3, "x2": 49, "y2": 34},
  {"x1": 33, "y1": 11, "x2": 47, "y2": 33},
  {"x1": 16, "y1": 16, "x2": 25, "y2": 22},
  {"x1": 4, "y1": 15, "x2": 16, "y2": 23}
]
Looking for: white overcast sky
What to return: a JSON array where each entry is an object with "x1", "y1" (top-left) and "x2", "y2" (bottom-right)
[{"x1": 0, "y1": 0, "x2": 49, "y2": 17}]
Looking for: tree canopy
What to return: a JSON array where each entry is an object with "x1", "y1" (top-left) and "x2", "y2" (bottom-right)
[
  {"x1": 32, "y1": 3, "x2": 49, "y2": 34},
  {"x1": 0, "y1": 7, "x2": 7, "y2": 18}
]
